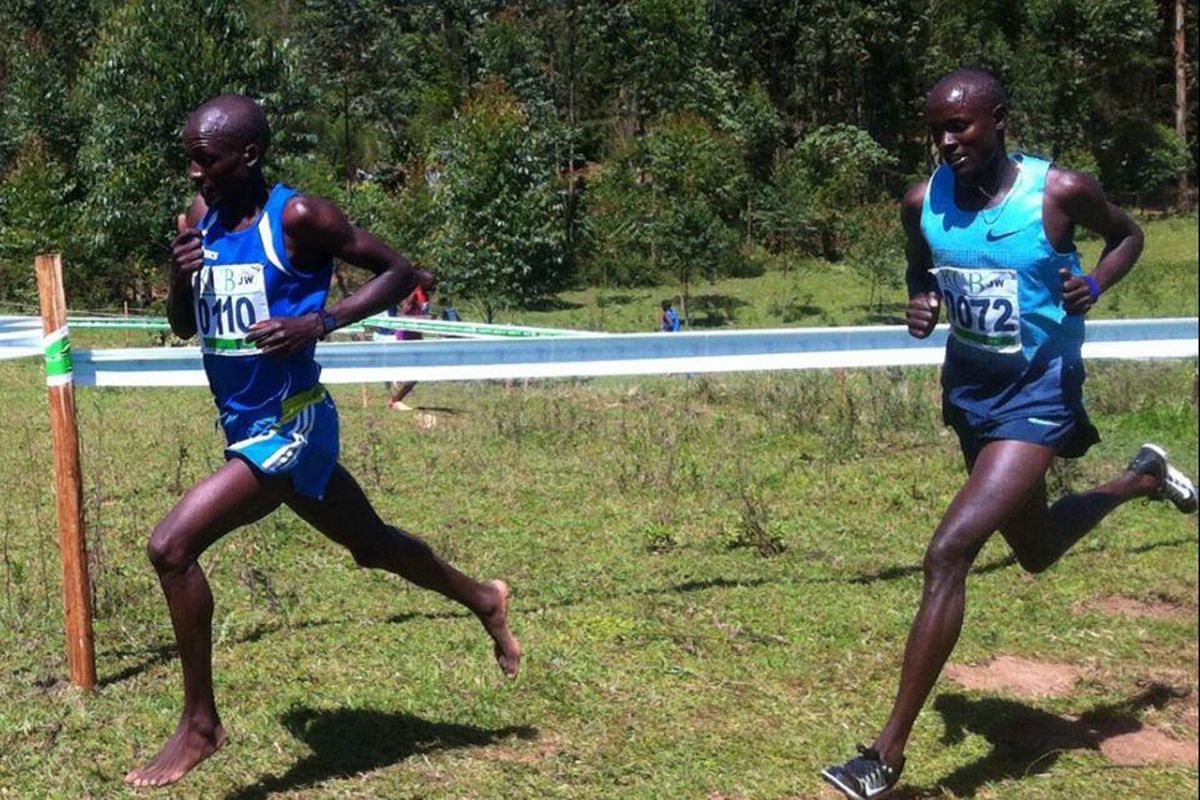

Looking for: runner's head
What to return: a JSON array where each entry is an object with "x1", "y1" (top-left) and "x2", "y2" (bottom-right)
[
  {"x1": 182, "y1": 95, "x2": 271, "y2": 207},
  {"x1": 924, "y1": 67, "x2": 1008, "y2": 184}
]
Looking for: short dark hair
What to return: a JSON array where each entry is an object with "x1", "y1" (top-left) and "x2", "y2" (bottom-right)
[{"x1": 928, "y1": 67, "x2": 1007, "y2": 111}]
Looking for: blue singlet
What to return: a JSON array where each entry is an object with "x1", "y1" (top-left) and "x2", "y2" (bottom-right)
[{"x1": 195, "y1": 184, "x2": 339, "y2": 496}]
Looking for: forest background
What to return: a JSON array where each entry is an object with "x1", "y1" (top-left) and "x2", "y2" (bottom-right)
[{"x1": 0, "y1": 0, "x2": 1195, "y2": 323}]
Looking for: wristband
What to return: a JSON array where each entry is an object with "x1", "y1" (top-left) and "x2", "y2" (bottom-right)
[
  {"x1": 1082, "y1": 274, "x2": 1102, "y2": 301},
  {"x1": 317, "y1": 310, "x2": 338, "y2": 340}
]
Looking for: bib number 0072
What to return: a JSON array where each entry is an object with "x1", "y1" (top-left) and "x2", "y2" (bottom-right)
[
  {"x1": 931, "y1": 266, "x2": 1021, "y2": 353},
  {"x1": 940, "y1": 291, "x2": 1016, "y2": 336}
]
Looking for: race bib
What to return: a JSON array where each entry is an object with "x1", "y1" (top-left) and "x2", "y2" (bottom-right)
[
  {"x1": 932, "y1": 266, "x2": 1021, "y2": 354},
  {"x1": 193, "y1": 263, "x2": 271, "y2": 356}
]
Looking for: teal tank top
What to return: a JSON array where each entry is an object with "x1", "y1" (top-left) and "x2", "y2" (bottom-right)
[{"x1": 921, "y1": 153, "x2": 1084, "y2": 371}]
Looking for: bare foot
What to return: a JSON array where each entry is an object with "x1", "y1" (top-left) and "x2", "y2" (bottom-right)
[
  {"x1": 124, "y1": 719, "x2": 227, "y2": 788},
  {"x1": 478, "y1": 579, "x2": 522, "y2": 677}
]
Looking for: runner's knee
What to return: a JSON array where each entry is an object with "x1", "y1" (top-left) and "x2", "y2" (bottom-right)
[
  {"x1": 1012, "y1": 548, "x2": 1052, "y2": 575},
  {"x1": 923, "y1": 531, "x2": 977, "y2": 582},
  {"x1": 147, "y1": 526, "x2": 191, "y2": 574}
]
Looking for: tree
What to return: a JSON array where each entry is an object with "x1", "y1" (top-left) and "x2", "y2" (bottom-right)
[
  {"x1": 425, "y1": 80, "x2": 568, "y2": 322},
  {"x1": 0, "y1": 138, "x2": 71, "y2": 305},
  {"x1": 582, "y1": 112, "x2": 745, "y2": 319}
]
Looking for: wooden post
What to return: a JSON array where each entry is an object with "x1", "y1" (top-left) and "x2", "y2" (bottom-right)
[{"x1": 35, "y1": 253, "x2": 97, "y2": 690}]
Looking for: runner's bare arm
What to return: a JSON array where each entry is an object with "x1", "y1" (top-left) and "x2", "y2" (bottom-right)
[
  {"x1": 1046, "y1": 168, "x2": 1143, "y2": 315},
  {"x1": 902, "y1": 181, "x2": 940, "y2": 338},
  {"x1": 246, "y1": 194, "x2": 431, "y2": 356},
  {"x1": 165, "y1": 194, "x2": 209, "y2": 339}
]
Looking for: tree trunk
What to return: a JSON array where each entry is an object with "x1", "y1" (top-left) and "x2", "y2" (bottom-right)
[
  {"x1": 1175, "y1": 0, "x2": 1189, "y2": 204},
  {"x1": 343, "y1": 80, "x2": 352, "y2": 202}
]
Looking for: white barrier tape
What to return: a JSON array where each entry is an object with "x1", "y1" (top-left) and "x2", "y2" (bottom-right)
[
  {"x1": 0, "y1": 316, "x2": 42, "y2": 360},
  {"x1": 66, "y1": 318, "x2": 1198, "y2": 387}
]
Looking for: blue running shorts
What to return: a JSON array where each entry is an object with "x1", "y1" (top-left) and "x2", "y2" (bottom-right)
[
  {"x1": 223, "y1": 385, "x2": 339, "y2": 499},
  {"x1": 943, "y1": 401, "x2": 1099, "y2": 466}
]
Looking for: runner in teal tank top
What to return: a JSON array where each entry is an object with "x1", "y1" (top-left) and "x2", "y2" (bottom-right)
[
  {"x1": 127, "y1": 95, "x2": 523, "y2": 789},
  {"x1": 821, "y1": 68, "x2": 1197, "y2": 800},
  {"x1": 923, "y1": 150, "x2": 1099, "y2": 461}
]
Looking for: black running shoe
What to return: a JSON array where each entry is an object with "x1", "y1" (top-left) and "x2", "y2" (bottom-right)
[
  {"x1": 1128, "y1": 444, "x2": 1199, "y2": 514},
  {"x1": 821, "y1": 745, "x2": 904, "y2": 799}
]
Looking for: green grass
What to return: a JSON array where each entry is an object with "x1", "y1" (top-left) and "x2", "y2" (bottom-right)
[
  {"x1": 0, "y1": 212, "x2": 1195, "y2": 799},
  {"x1": 0, "y1": 357, "x2": 1196, "y2": 799}
]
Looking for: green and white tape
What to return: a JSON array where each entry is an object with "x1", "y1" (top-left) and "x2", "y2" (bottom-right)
[{"x1": 43, "y1": 327, "x2": 74, "y2": 386}]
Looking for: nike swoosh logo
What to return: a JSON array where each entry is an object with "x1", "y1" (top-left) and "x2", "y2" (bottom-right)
[{"x1": 986, "y1": 229, "x2": 1019, "y2": 242}]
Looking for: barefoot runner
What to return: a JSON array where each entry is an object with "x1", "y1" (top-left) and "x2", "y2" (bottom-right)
[
  {"x1": 125, "y1": 95, "x2": 522, "y2": 788},
  {"x1": 820, "y1": 67, "x2": 1198, "y2": 799}
]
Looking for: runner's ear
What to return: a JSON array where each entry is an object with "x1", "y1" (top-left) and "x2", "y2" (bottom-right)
[{"x1": 993, "y1": 103, "x2": 1008, "y2": 133}]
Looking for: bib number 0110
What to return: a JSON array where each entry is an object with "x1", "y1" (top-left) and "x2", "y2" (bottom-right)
[{"x1": 194, "y1": 263, "x2": 271, "y2": 354}]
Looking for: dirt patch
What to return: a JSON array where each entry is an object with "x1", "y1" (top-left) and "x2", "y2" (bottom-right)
[
  {"x1": 1086, "y1": 595, "x2": 1193, "y2": 621},
  {"x1": 944, "y1": 655, "x2": 1081, "y2": 698},
  {"x1": 1098, "y1": 725, "x2": 1198, "y2": 766}
]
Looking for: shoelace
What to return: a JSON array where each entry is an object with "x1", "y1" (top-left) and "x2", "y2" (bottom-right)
[
  {"x1": 1162, "y1": 469, "x2": 1196, "y2": 500},
  {"x1": 847, "y1": 746, "x2": 891, "y2": 788}
]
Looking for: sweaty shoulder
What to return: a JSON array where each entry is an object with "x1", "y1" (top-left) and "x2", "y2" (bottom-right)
[
  {"x1": 1043, "y1": 166, "x2": 1105, "y2": 220},
  {"x1": 282, "y1": 192, "x2": 343, "y2": 234},
  {"x1": 281, "y1": 192, "x2": 353, "y2": 267},
  {"x1": 185, "y1": 193, "x2": 209, "y2": 227}
]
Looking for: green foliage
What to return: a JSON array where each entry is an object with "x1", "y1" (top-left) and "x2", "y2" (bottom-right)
[
  {"x1": 1116, "y1": 123, "x2": 1193, "y2": 201},
  {"x1": 755, "y1": 124, "x2": 896, "y2": 260},
  {"x1": 846, "y1": 202, "x2": 906, "y2": 313},
  {"x1": 66, "y1": 0, "x2": 307, "y2": 304},
  {"x1": 0, "y1": 0, "x2": 1194, "y2": 307},
  {"x1": 424, "y1": 80, "x2": 568, "y2": 321},
  {"x1": 582, "y1": 112, "x2": 746, "y2": 305},
  {"x1": 0, "y1": 138, "x2": 72, "y2": 304}
]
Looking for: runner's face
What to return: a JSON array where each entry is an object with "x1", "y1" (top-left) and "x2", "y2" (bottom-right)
[
  {"x1": 182, "y1": 118, "x2": 254, "y2": 207},
  {"x1": 925, "y1": 85, "x2": 1003, "y2": 183}
]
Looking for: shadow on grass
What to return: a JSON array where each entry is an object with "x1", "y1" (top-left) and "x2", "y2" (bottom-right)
[
  {"x1": 410, "y1": 405, "x2": 462, "y2": 415},
  {"x1": 922, "y1": 683, "x2": 1185, "y2": 798},
  {"x1": 686, "y1": 294, "x2": 750, "y2": 328},
  {"x1": 386, "y1": 575, "x2": 769, "y2": 625},
  {"x1": 225, "y1": 707, "x2": 536, "y2": 799},
  {"x1": 848, "y1": 535, "x2": 1196, "y2": 586},
  {"x1": 97, "y1": 617, "x2": 342, "y2": 689}
]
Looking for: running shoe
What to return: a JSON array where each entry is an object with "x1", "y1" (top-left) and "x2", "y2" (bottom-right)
[
  {"x1": 389, "y1": 400, "x2": 414, "y2": 412},
  {"x1": 1128, "y1": 444, "x2": 1199, "y2": 514},
  {"x1": 821, "y1": 745, "x2": 904, "y2": 799}
]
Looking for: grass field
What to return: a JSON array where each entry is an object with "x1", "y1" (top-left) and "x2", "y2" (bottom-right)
[{"x1": 0, "y1": 215, "x2": 1195, "y2": 799}]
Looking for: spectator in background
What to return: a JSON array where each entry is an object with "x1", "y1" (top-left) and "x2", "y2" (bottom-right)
[
  {"x1": 660, "y1": 298, "x2": 681, "y2": 332},
  {"x1": 387, "y1": 279, "x2": 433, "y2": 411}
]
